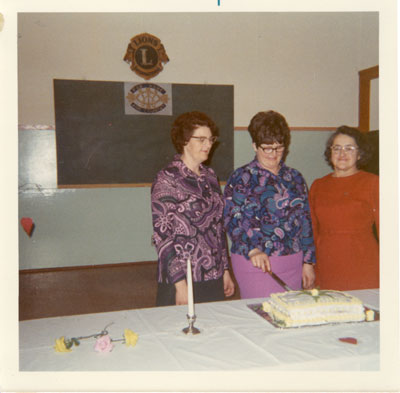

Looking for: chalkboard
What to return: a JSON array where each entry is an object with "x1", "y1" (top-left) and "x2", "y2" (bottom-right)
[{"x1": 54, "y1": 79, "x2": 234, "y2": 186}]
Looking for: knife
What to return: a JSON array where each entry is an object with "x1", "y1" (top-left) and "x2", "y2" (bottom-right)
[{"x1": 268, "y1": 270, "x2": 292, "y2": 291}]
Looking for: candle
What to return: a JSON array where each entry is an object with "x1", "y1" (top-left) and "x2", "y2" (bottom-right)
[{"x1": 186, "y1": 258, "x2": 195, "y2": 317}]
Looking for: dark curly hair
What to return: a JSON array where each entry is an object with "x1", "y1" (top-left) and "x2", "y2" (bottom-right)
[
  {"x1": 171, "y1": 111, "x2": 218, "y2": 153},
  {"x1": 324, "y1": 125, "x2": 373, "y2": 169},
  {"x1": 248, "y1": 110, "x2": 291, "y2": 161}
]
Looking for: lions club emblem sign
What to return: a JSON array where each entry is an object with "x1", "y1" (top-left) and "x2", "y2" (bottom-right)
[
  {"x1": 123, "y1": 33, "x2": 169, "y2": 80},
  {"x1": 124, "y1": 82, "x2": 172, "y2": 115}
]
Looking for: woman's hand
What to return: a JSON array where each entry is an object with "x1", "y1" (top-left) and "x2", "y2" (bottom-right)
[
  {"x1": 302, "y1": 263, "x2": 315, "y2": 289},
  {"x1": 174, "y1": 280, "x2": 188, "y2": 305},
  {"x1": 223, "y1": 270, "x2": 235, "y2": 297},
  {"x1": 249, "y1": 249, "x2": 271, "y2": 272}
]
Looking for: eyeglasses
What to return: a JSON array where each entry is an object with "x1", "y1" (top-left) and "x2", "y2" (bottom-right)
[
  {"x1": 259, "y1": 145, "x2": 285, "y2": 154},
  {"x1": 331, "y1": 145, "x2": 358, "y2": 154},
  {"x1": 190, "y1": 136, "x2": 218, "y2": 144}
]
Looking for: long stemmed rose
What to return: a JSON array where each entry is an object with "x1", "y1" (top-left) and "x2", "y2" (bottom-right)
[{"x1": 54, "y1": 323, "x2": 139, "y2": 353}]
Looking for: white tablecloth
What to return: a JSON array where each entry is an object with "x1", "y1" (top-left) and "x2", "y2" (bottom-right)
[{"x1": 19, "y1": 289, "x2": 379, "y2": 371}]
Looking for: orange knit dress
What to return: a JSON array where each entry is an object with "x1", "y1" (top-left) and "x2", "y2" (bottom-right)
[{"x1": 309, "y1": 170, "x2": 379, "y2": 290}]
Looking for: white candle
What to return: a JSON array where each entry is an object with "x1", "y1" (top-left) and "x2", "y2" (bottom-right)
[{"x1": 186, "y1": 258, "x2": 195, "y2": 317}]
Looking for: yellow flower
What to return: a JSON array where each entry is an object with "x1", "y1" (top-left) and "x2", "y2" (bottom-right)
[
  {"x1": 365, "y1": 309, "x2": 375, "y2": 321},
  {"x1": 124, "y1": 329, "x2": 139, "y2": 347},
  {"x1": 262, "y1": 301, "x2": 272, "y2": 313},
  {"x1": 54, "y1": 336, "x2": 72, "y2": 352},
  {"x1": 310, "y1": 288, "x2": 319, "y2": 297}
]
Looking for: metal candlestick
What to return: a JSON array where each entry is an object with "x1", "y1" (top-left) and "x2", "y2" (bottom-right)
[{"x1": 182, "y1": 314, "x2": 200, "y2": 334}]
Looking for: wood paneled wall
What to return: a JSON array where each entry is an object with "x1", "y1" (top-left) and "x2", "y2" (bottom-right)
[
  {"x1": 19, "y1": 262, "x2": 158, "y2": 320},
  {"x1": 19, "y1": 261, "x2": 240, "y2": 320}
]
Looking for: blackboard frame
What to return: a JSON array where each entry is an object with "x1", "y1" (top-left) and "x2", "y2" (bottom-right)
[{"x1": 54, "y1": 79, "x2": 234, "y2": 187}]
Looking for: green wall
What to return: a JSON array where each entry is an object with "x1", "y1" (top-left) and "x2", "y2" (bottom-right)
[{"x1": 18, "y1": 129, "x2": 332, "y2": 270}]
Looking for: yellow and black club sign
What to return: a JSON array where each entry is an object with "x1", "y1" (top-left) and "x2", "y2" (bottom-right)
[{"x1": 123, "y1": 33, "x2": 169, "y2": 80}]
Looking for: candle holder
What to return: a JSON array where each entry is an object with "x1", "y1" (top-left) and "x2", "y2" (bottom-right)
[{"x1": 182, "y1": 314, "x2": 200, "y2": 335}]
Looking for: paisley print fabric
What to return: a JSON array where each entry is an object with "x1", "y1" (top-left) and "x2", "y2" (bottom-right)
[
  {"x1": 151, "y1": 155, "x2": 228, "y2": 284},
  {"x1": 223, "y1": 158, "x2": 316, "y2": 263}
]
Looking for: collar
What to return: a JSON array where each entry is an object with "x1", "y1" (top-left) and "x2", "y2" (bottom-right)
[
  {"x1": 249, "y1": 156, "x2": 287, "y2": 176},
  {"x1": 172, "y1": 154, "x2": 206, "y2": 177}
]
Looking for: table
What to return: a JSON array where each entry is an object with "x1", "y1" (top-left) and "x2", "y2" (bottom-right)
[{"x1": 19, "y1": 289, "x2": 379, "y2": 371}]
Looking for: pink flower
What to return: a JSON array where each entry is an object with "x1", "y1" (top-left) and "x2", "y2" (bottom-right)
[{"x1": 94, "y1": 334, "x2": 114, "y2": 353}]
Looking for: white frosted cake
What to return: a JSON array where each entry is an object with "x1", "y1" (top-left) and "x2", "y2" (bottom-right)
[{"x1": 262, "y1": 289, "x2": 366, "y2": 328}]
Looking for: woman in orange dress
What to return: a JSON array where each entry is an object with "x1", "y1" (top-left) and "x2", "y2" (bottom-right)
[{"x1": 309, "y1": 126, "x2": 379, "y2": 290}]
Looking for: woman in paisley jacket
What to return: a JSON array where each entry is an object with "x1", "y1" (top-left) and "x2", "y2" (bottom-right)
[
  {"x1": 223, "y1": 110, "x2": 316, "y2": 298},
  {"x1": 151, "y1": 111, "x2": 235, "y2": 306}
]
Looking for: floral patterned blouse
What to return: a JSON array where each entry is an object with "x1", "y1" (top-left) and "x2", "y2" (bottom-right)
[
  {"x1": 151, "y1": 155, "x2": 229, "y2": 284},
  {"x1": 223, "y1": 158, "x2": 316, "y2": 263}
]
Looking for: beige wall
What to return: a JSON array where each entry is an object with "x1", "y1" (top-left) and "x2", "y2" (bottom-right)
[{"x1": 18, "y1": 12, "x2": 378, "y2": 127}]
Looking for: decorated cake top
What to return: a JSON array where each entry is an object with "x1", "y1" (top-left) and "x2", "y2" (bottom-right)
[{"x1": 269, "y1": 289, "x2": 363, "y2": 309}]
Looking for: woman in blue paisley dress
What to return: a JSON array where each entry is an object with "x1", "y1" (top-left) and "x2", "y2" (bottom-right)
[
  {"x1": 151, "y1": 111, "x2": 235, "y2": 306},
  {"x1": 223, "y1": 110, "x2": 316, "y2": 298}
]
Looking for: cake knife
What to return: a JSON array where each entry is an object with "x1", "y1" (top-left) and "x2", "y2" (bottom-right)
[{"x1": 268, "y1": 270, "x2": 292, "y2": 291}]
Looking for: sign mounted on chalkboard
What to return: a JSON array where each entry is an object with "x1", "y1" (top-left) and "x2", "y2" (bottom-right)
[
  {"x1": 53, "y1": 79, "x2": 234, "y2": 188},
  {"x1": 124, "y1": 82, "x2": 172, "y2": 115}
]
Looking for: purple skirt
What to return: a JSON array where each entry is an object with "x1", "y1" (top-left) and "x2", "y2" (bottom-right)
[{"x1": 231, "y1": 251, "x2": 303, "y2": 299}]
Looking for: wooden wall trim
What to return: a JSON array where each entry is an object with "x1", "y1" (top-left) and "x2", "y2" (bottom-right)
[
  {"x1": 58, "y1": 183, "x2": 152, "y2": 189},
  {"x1": 358, "y1": 65, "x2": 379, "y2": 132},
  {"x1": 359, "y1": 65, "x2": 379, "y2": 80},
  {"x1": 57, "y1": 182, "x2": 227, "y2": 189},
  {"x1": 21, "y1": 125, "x2": 339, "y2": 132},
  {"x1": 234, "y1": 126, "x2": 337, "y2": 131},
  {"x1": 19, "y1": 260, "x2": 157, "y2": 274}
]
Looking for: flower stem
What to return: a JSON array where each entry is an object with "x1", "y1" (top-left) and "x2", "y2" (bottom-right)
[
  {"x1": 110, "y1": 338, "x2": 125, "y2": 343},
  {"x1": 70, "y1": 322, "x2": 115, "y2": 342}
]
